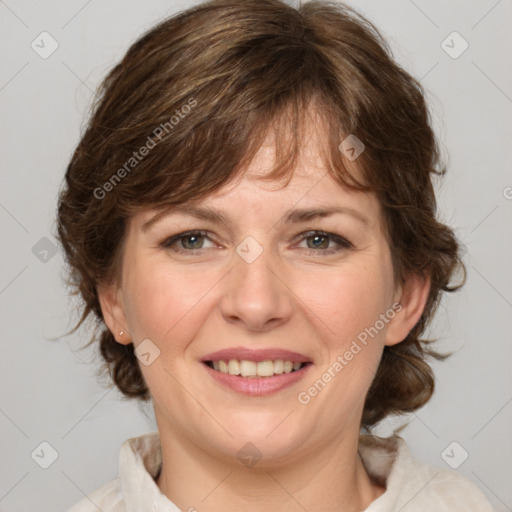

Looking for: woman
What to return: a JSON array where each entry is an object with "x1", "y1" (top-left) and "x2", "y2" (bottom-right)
[{"x1": 57, "y1": 0, "x2": 494, "y2": 510}]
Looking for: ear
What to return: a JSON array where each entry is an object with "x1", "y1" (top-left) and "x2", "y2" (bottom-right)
[
  {"x1": 97, "y1": 283, "x2": 131, "y2": 345},
  {"x1": 385, "y1": 273, "x2": 431, "y2": 347}
]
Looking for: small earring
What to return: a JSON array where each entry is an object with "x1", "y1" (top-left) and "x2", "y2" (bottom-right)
[{"x1": 119, "y1": 331, "x2": 124, "y2": 336}]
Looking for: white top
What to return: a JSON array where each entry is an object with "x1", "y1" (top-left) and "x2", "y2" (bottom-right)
[{"x1": 67, "y1": 431, "x2": 494, "y2": 511}]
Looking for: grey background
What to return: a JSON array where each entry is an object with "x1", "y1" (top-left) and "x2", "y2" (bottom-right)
[{"x1": 0, "y1": 0, "x2": 511, "y2": 511}]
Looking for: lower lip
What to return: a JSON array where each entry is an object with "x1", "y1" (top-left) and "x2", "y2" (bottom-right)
[{"x1": 203, "y1": 363, "x2": 312, "y2": 396}]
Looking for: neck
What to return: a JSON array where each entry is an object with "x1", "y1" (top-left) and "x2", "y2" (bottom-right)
[{"x1": 155, "y1": 422, "x2": 384, "y2": 511}]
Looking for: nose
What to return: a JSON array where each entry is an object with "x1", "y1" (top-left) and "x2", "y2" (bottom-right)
[{"x1": 220, "y1": 242, "x2": 293, "y2": 332}]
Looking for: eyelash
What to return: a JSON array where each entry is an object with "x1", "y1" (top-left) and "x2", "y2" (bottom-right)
[{"x1": 160, "y1": 230, "x2": 353, "y2": 256}]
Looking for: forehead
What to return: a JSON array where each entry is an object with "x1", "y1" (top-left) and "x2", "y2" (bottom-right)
[
  {"x1": 200, "y1": 170, "x2": 380, "y2": 238},
  {"x1": 134, "y1": 140, "x2": 382, "y2": 237},
  {"x1": 133, "y1": 105, "x2": 382, "y2": 230},
  {"x1": 202, "y1": 117, "x2": 374, "y2": 213}
]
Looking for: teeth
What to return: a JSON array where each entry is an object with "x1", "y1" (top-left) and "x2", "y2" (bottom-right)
[
  {"x1": 257, "y1": 360, "x2": 274, "y2": 377},
  {"x1": 228, "y1": 359, "x2": 241, "y2": 375},
  {"x1": 209, "y1": 359, "x2": 305, "y2": 377},
  {"x1": 240, "y1": 360, "x2": 257, "y2": 377}
]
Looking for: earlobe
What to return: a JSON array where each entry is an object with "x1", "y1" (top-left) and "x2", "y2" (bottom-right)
[
  {"x1": 385, "y1": 273, "x2": 431, "y2": 347},
  {"x1": 97, "y1": 283, "x2": 131, "y2": 345}
]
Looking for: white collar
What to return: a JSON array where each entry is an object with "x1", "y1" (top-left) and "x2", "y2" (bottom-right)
[
  {"x1": 119, "y1": 431, "x2": 180, "y2": 512},
  {"x1": 118, "y1": 431, "x2": 406, "y2": 511}
]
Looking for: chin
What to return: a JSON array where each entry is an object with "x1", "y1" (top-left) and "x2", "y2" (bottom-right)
[{"x1": 209, "y1": 408, "x2": 312, "y2": 465}]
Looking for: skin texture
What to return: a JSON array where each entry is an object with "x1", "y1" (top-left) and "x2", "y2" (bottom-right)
[{"x1": 99, "y1": 115, "x2": 430, "y2": 511}]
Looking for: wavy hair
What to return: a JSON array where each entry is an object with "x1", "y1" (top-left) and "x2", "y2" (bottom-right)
[{"x1": 56, "y1": 0, "x2": 465, "y2": 427}]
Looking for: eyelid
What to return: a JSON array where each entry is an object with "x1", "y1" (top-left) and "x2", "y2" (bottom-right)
[
  {"x1": 160, "y1": 230, "x2": 216, "y2": 250},
  {"x1": 294, "y1": 230, "x2": 353, "y2": 256},
  {"x1": 160, "y1": 229, "x2": 353, "y2": 255},
  {"x1": 295, "y1": 230, "x2": 353, "y2": 247}
]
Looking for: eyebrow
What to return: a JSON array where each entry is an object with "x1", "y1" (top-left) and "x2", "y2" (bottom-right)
[{"x1": 141, "y1": 204, "x2": 369, "y2": 232}]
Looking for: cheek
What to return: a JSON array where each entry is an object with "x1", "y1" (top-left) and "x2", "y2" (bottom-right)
[
  {"x1": 122, "y1": 258, "x2": 224, "y2": 348},
  {"x1": 294, "y1": 259, "x2": 394, "y2": 350},
  {"x1": 293, "y1": 263, "x2": 395, "y2": 422}
]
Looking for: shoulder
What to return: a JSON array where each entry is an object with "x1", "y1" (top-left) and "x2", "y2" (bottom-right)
[
  {"x1": 66, "y1": 431, "x2": 165, "y2": 512},
  {"x1": 398, "y1": 455, "x2": 494, "y2": 511},
  {"x1": 359, "y1": 435, "x2": 494, "y2": 512},
  {"x1": 66, "y1": 477, "x2": 124, "y2": 512}
]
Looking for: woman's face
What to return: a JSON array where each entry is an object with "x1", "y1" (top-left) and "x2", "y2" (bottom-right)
[{"x1": 100, "y1": 120, "x2": 421, "y2": 465}]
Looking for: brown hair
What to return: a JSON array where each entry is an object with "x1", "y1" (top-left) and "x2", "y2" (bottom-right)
[{"x1": 56, "y1": 0, "x2": 465, "y2": 427}]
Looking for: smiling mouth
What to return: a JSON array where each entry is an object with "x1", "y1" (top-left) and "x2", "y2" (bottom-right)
[{"x1": 204, "y1": 359, "x2": 311, "y2": 378}]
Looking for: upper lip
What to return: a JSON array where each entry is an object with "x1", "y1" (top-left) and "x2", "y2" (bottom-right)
[{"x1": 202, "y1": 347, "x2": 313, "y2": 363}]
